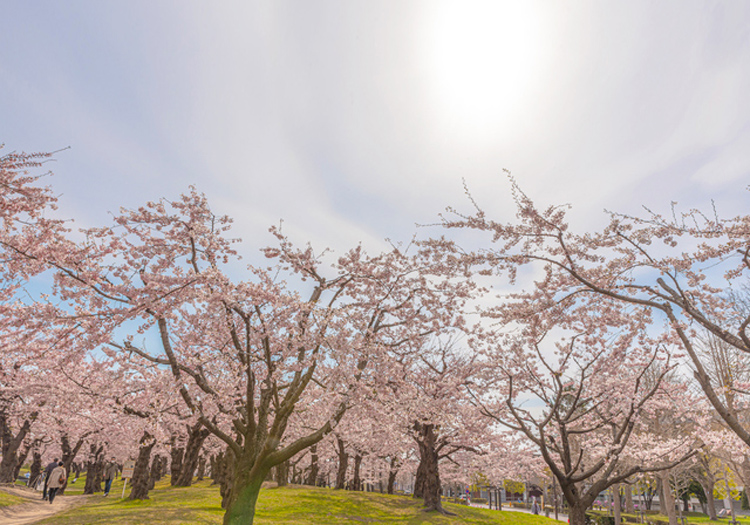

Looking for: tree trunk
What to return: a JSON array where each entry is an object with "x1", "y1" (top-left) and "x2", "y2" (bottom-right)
[
  {"x1": 223, "y1": 469, "x2": 266, "y2": 525},
  {"x1": 335, "y1": 437, "x2": 348, "y2": 489},
  {"x1": 29, "y1": 448, "x2": 42, "y2": 486},
  {"x1": 274, "y1": 460, "x2": 288, "y2": 487},
  {"x1": 13, "y1": 442, "x2": 31, "y2": 482},
  {"x1": 699, "y1": 479, "x2": 717, "y2": 520},
  {"x1": 659, "y1": 472, "x2": 678, "y2": 525},
  {"x1": 351, "y1": 454, "x2": 362, "y2": 491},
  {"x1": 196, "y1": 456, "x2": 206, "y2": 481},
  {"x1": 413, "y1": 421, "x2": 448, "y2": 514},
  {"x1": 83, "y1": 443, "x2": 105, "y2": 494},
  {"x1": 305, "y1": 445, "x2": 319, "y2": 486},
  {"x1": 129, "y1": 432, "x2": 156, "y2": 500},
  {"x1": 387, "y1": 457, "x2": 399, "y2": 495},
  {"x1": 414, "y1": 456, "x2": 426, "y2": 499},
  {"x1": 612, "y1": 484, "x2": 622, "y2": 525},
  {"x1": 58, "y1": 434, "x2": 86, "y2": 495},
  {"x1": 625, "y1": 485, "x2": 635, "y2": 514},
  {"x1": 148, "y1": 454, "x2": 163, "y2": 490},
  {"x1": 170, "y1": 439, "x2": 185, "y2": 486},
  {"x1": 0, "y1": 415, "x2": 33, "y2": 484},
  {"x1": 214, "y1": 448, "x2": 235, "y2": 509},
  {"x1": 174, "y1": 422, "x2": 210, "y2": 487},
  {"x1": 569, "y1": 503, "x2": 588, "y2": 525}
]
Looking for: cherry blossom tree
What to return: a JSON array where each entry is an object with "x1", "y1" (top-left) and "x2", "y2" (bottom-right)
[
  {"x1": 439, "y1": 177, "x2": 750, "y2": 452},
  {"x1": 38, "y1": 190, "x2": 470, "y2": 524},
  {"x1": 0, "y1": 146, "x2": 69, "y2": 483}
]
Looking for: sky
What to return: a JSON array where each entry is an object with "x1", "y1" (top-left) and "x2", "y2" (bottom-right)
[{"x1": 2, "y1": 0, "x2": 750, "y2": 262}]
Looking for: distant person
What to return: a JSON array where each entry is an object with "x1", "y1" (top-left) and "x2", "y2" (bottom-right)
[
  {"x1": 532, "y1": 497, "x2": 540, "y2": 515},
  {"x1": 47, "y1": 461, "x2": 66, "y2": 504},
  {"x1": 104, "y1": 457, "x2": 119, "y2": 496},
  {"x1": 42, "y1": 457, "x2": 59, "y2": 501}
]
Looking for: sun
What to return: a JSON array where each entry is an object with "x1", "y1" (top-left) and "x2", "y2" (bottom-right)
[{"x1": 420, "y1": 1, "x2": 547, "y2": 142}]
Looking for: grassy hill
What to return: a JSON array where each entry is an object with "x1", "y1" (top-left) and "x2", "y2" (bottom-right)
[{"x1": 31, "y1": 479, "x2": 557, "y2": 524}]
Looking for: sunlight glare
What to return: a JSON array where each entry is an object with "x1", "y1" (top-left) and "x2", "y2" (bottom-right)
[{"x1": 421, "y1": 1, "x2": 546, "y2": 142}]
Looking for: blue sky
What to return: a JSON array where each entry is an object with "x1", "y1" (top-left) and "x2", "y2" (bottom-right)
[{"x1": 3, "y1": 0, "x2": 750, "y2": 262}]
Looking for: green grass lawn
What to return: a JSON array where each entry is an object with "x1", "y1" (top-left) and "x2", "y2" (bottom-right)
[
  {"x1": 0, "y1": 490, "x2": 25, "y2": 507},
  {"x1": 589, "y1": 509, "x2": 750, "y2": 525},
  {"x1": 33, "y1": 479, "x2": 558, "y2": 524}
]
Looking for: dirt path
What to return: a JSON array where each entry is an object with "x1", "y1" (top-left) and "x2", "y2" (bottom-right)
[{"x1": 0, "y1": 485, "x2": 90, "y2": 525}]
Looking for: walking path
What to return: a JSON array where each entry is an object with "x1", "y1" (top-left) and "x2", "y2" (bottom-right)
[
  {"x1": 470, "y1": 502, "x2": 569, "y2": 522},
  {"x1": 0, "y1": 485, "x2": 89, "y2": 525}
]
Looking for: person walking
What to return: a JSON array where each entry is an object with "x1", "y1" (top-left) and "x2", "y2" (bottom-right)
[
  {"x1": 47, "y1": 461, "x2": 66, "y2": 504},
  {"x1": 42, "y1": 457, "x2": 59, "y2": 501},
  {"x1": 103, "y1": 457, "x2": 119, "y2": 496}
]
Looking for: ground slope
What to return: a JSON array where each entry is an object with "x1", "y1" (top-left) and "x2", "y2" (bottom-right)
[{"x1": 29, "y1": 480, "x2": 556, "y2": 525}]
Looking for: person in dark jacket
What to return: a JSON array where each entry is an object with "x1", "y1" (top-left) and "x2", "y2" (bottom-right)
[
  {"x1": 103, "y1": 457, "x2": 119, "y2": 496},
  {"x1": 42, "y1": 458, "x2": 59, "y2": 501}
]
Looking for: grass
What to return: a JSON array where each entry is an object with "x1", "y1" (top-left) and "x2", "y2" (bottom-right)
[
  {"x1": 589, "y1": 509, "x2": 750, "y2": 525},
  {"x1": 32, "y1": 479, "x2": 559, "y2": 524},
  {"x1": 0, "y1": 490, "x2": 25, "y2": 507}
]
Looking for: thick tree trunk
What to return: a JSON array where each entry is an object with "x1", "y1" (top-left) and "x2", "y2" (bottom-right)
[
  {"x1": 351, "y1": 454, "x2": 362, "y2": 491},
  {"x1": 29, "y1": 448, "x2": 42, "y2": 486},
  {"x1": 274, "y1": 460, "x2": 288, "y2": 487},
  {"x1": 13, "y1": 442, "x2": 31, "y2": 482},
  {"x1": 83, "y1": 444, "x2": 105, "y2": 494},
  {"x1": 387, "y1": 457, "x2": 399, "y2": 495},
  {"x1": 214, "y1": 449, "x2": 235, "y2": 509},
  {"x1": 569, "y1": 503, "x2": 588, "y2": 525},
  {"x1": 0, "y1": 414, "x2": 33, "y2": 484},
  {"x1": 699, "y1": 479, "x2": 717, "y2": 520},
  {"x1": 625, "y1": 485, "x2": 635, "y2": 514},
  {"x1": 335, "y1": 437, "x2": 348, "y2": 489},
  {"x1": 170, "y1": 439, "x2": 185, "y2": 486},
  {"x1": 129, "y1": 432, "x2": 156, "y2": 500},
  {"x1": 413, "y1": 422, "x2": 448, "y2": 514},
  {"x1": 305, "y1": 445, "x2": 319, "y2": 486},
  {"x1": 658, "y1": 472, "x2": 678, "y2": 525},
  {"x1": 196, "y1": 456, "x2": 206, "y2": 482},
  {"x1": 223, "y1": 470, "x2": 266, "y2": 525},
  {"x1": 210, "y1": 454, "x2": 219, "y2": 485},
  {"x1": 414, "y1": 457, "x2": 426, "y2": 499},
  {"x1": 148, "y1": 454, "x2": 163, "y2": 490},
  {"x1": 58, "y1": 434, "x2": 86, "y2": 495},
  {"x1": 612, "y1": 484, "x2": 622, "y2": 525},
  {"x1": 174, "y1": 423, "x2": 210, "y2": 487}
]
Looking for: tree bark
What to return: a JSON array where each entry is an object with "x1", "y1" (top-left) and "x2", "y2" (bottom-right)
[
  {"x1": 214, "y1": 449, "x2": 235, "y2": 509},
  {"x1": 223, "y1": 470, "x2": 266, "y2": 525},
  {"x1": 387, "y1": 457, "x2": 399, "y2": 495},
  {"x1": 351, "y1": 454, "x2": 362, "y2": 491},
  {"x1": 305, "y1": 445, "x2": 319, "y2": 486},
  {"x1": 129, "y1": 432, "x2": 156, "y2": 500},
  {"x1": 625, "y1": 485, "x2": 635, "y2": 514},
  {"x1": 13, "y1": 441, "x2": 31, "y2": 483},
  {"x1": 413, "y1": 422, "x2": 448, "y2": 514},
  {"x1": 83, "y1": 443, "x2": 105, "y2": 494},
  {"x1": 0, "y1": 413, "x2": 33, "y2": 484},
  {"x1": 196, "y1": 456, "x2": 207, "y2": 482},
  {"x1": 170, "y1": 437, "x2": 185, "y2": 486},
  {"x1": 335, "y1": 437, "x2": 348, "y2": 489},
  {"x1": 29, "y1": 448, "x2": 42, "y2": 486},
  {"x1": 569, "y1": 503, "x2": 588, "y2": 525},
  {"x1": 612, "y1": 484, "x2": 622, "y2": 525},
  {"x1": 148, "y1": 454, "x2": 163, "y2": 490},
  {"x1": 274, "y1": 460, "x2": 288, "y2": 487},
  {"x1": 174, "y1": 422, "x2": 210, "y2": 486},
  {"x1": 58, "y1": 434, "x2": 86, "y2": 495},
  {"x1": 659, "y1": 472, "x2": 678, "y2": 525}
]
